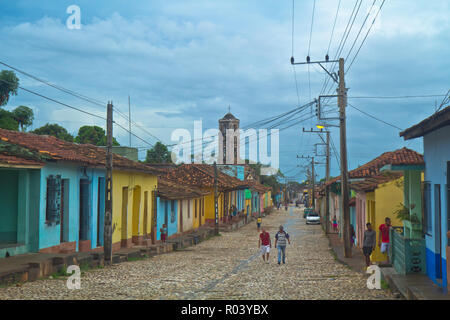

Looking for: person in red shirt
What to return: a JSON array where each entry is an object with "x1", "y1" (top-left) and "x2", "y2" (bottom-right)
[
  {"x1": 258, "y1": 228, "x2": 271, "y2": 263},
  {"x1": 378, "y1": 217, "x2": 392, "y2": 263}
]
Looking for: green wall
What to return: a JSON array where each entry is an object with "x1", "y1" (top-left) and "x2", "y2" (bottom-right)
[{"x1": 0, "y1": 170, "x2": 19, "y2": 243}]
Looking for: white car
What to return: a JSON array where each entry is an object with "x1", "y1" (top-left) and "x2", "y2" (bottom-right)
[{"x1": 306, "y1": 212, "x2": 321, "y2": 225}]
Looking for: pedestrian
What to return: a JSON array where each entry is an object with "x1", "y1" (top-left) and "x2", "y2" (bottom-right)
[
  {"x1": 285, "y1": 202, "x2": 288, "y2": 211},
  {"x1": 362, "y1": 222, "x2": 376, "y2": 268},
  {"x1": 332, "y1": 215, "x2": 338, "y2": 232},
  {"x1": 378, "y1": 217, "x2": 392, "y2": 263},
  {"x1": 350, "y1": 224, "x2": 356, "y2": 247},
  {"x1": 160, "y1": 224, "x2": 168, "y2": 243},
  {"x1": 258, "y1": 227, "x2": 271, "y2": 263},
  {"x1": 275, "y1": 225, "x2": 290, "y2": 264},
  {"x1": 256, "y1": 216, "x2": 262, "y2": 231}
]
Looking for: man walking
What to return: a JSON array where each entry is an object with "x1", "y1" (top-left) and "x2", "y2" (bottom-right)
[
  {"x1": 362, "y1": 223, "x2": 376, "y2": 268},
  {"x1": 274, "y1": 225, "x2": 290, "y2": 265},
  {"x1": 378, "y1": 217, "x2": 392, "y2": 263},
  {"x1": 258, "y1": 228, "x2": 271, "y2": 263}
]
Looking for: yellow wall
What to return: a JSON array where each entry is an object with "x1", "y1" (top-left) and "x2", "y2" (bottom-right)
[
  {"x1": 367, "y1": 177, "x2": 404, "y2": 262},
  {"x1": 204, "y1": 189, "x2": 227, "y2": 222},
  {"x1": 112, "y1": 170, "x2": 157, "y2": 245}
]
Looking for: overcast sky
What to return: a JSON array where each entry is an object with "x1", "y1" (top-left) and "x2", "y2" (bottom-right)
[{"x1": 0, "y1": 0, "x2": 449, "y2": 181}]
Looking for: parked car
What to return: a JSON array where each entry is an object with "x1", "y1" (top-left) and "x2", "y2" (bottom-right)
[
  {"x1": 303, "y1": 208, "x2": 312, "y2": 218},
  {"x1": 306, "y1": 211, "x2": 320, "y2": 225}
]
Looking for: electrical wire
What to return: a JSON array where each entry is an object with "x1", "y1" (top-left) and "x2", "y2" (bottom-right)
[
  {"x1": 346, "y1": 0, "x2": 386, "y2": 74},
  {"x1": 348, "y1": 102, "x2": 403, "y2": 131}
]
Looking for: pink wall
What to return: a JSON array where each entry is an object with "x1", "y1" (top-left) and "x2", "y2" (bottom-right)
[{"x1": 355, "y1": 192, "x2": 366, "y2": 248}]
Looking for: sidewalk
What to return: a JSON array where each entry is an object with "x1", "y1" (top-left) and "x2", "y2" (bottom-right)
[
  {"x1": 381, "y1": 267, "x2": 450, "y2": 300},
  {"x1": 327, "y1": 232, "x2": 367, "y2": 273},
  {"x1": 326, "y1": 229, "x2": 450, "y2": 300}
]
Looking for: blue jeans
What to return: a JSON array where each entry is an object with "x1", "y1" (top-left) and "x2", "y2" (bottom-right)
[{"x1": 277, "y1": 245, "x2": 286, "y2": 263}]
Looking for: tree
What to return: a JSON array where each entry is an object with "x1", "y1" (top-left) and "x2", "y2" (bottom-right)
[
  {"x1": 75, "y1": 125, "x2": 119, "y2": 146},
  {"x1": 12, "y1": 105, "x2": 34, "y2": 131},
  {"x1": 0, "y1": 70, "x2": 19, "y2": 107},
  {"x1": 0, "y1": 109, "x2": 19, "y2": 131},
  {"x1": 145, "y1": 142, "x2": 172, "y2": 164},
  {"x1": 32, "y1": 123, "x2": 74, "y2": 142}
]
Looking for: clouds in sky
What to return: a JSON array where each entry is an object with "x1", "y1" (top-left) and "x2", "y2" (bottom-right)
[{"x1": 0, "y1": 0, "x2": 449, "y2": 179}]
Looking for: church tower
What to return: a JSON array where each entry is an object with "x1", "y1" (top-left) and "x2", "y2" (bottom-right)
[{"x1": 218, "y1": 108, "x2": 240, "y2": 164}]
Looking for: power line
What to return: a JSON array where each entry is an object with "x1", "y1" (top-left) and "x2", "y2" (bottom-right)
[
  {"x1": 349, "y1": 94, "x2": 447, "y2": 99},
  {"x1": 348, "y1": 102, "x2": 403, "y2": 131},
  {"x1": 0, "y1": 60, "x2": 106, "y2": 109},
  {"x1": 0, "y1": 78, "x2": 106, "y2": 120},
  {"x1": 307, "y1": 0, "x2": 316, "y2": 57},
  {"x1": 327, "y1": 0, "x2": 342, "y2": 55},
  {"x1": 344, "y1": 0, "x2": 377, "y2": 63},
  {"x1": 320, "y1": 0, "x2": 362, "y2": 96},
  {"x1": 0, "y1": 60, "x2": 166, "y2": 145},
  {"x1": 346, "y1": 0, "x2": 386, "y2": 74}
]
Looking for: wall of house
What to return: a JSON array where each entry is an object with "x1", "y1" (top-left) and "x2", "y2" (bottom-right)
[
  {"x1": 370, "y1": 178, "x2": 404, "y2": 262},
  {"x1": 423, "y1": 126, "x2": 450, "y2": 287},
  {"x1": 355, "y1": 192, "x2": 367, "y2": 248},
  {"x1": 178, "y1": 198, "x2": 194, "y2": 233},
  {"x1": 0, "y1": 168, "x2": 41, "y2": 258},
  {"x1": 156, "y1": 198, "x2": 178, "y2": 240},
  {"x1": 38, "y1": 163, "x2": 105, "y2": 252},
  {"x1": 111, "y1": 170, "x2": 157, "y2": 248}
]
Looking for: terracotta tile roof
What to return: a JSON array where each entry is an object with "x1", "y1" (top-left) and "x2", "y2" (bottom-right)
[
  {"x1": 157, "y1": 178, "x2": 210, "y2": 199},
  {"x1": 164, "y1": 164, "x2": 248, "y2": 191},
  {"x1": 350, "y1": 173, "x2": 403, "y2": 192},
  {"x1": 0, "y1": 154, "x2": 44, "y2": 167},
  {"x1": 326, "y1": 147, "x2": 423, "y2": 186},
  {"x1": 0, "y1": 128, "x2": 163, "y2": 175},
  {"x1": 244, "y1": 179, "x2": 271, "y2": 193}
]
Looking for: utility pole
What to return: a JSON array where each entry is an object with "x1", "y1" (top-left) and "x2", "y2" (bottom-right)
[
  {"x1": 104, "y1": 101, "x2": 113, "y2": 265},
  {"x1": 338, "y1": 58, "x2": 351, "y2": 258},
  {"x1": 297, "y1": 155, "x2": 317, "y2": 210},
  {"x1": 128, "y1": 95, "x2": 131, "y2": 147},
  {"x1": 325, "y1": 131, "x2": 330, "y2": 233},
  {"x1": 302, "y1": 127, "x2": 330, "y2": 226},
  {"x1": 213, "y1": 161, "x2": 219, "y2": 235},
  {"x1": 292, "y1": 55, "x2": 350, "y2": 257}
]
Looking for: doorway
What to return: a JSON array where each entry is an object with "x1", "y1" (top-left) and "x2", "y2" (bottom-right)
[
  {"x1": 97, "y1": 177, "x2": 105, "y2": 247},
  {"x1": 121, "y1": 187, "x2": 129, "y2": 243},
  {"x1": 79, "y1": 179, "x2": 90, "y2": 241},
  {"x1": 434, "y1": 184, "x2": 443, "y2": 279},
  {"x1": 60, "y1": 179, "x2": 69, "y2": 243}
]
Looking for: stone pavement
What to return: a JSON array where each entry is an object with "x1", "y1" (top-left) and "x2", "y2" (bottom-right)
[{"x1": 0, "y1": 206, "x2": 393, "y2": 300}]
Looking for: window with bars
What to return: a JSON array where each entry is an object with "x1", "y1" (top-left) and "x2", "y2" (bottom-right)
[{"x1": 46, "y1": 175, "x2": 62, "y2": 224}]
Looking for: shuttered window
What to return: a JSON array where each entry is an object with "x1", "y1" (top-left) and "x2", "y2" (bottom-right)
[{"x1": 46, "y1": 175, "x2": 62, "y2": 224}]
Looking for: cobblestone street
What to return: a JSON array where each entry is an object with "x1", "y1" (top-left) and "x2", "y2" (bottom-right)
[{"x1": 0, "y1": 207, "x2": 393, "y2": 300}]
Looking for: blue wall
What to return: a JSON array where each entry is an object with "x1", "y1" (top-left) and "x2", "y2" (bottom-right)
[
  {"x1": 156, "y1": 197, "x2": 178, "y2": 240},
  {"x1": 38, "y1": 163, "x2": 105, "y2": 251},
  {"x1": 423, "y1": 126, "x2": 449, "y2": 287}
]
